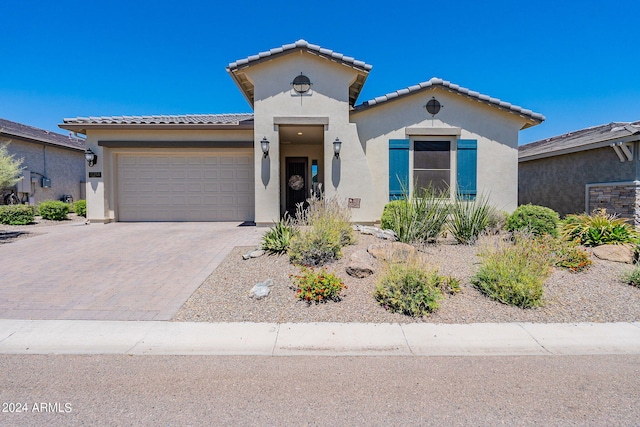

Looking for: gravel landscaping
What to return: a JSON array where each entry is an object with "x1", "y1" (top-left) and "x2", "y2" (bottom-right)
[{"x1": 174, "y1": 231, "x2": 640, "y2": 324}]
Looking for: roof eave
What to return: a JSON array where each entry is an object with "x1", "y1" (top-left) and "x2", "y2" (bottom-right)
[
  {"x1": 59, "y1": 122, "x2": 255, "y2": 135},
  {"x1": 519, "y1": 134, "x2": 640, "y2": 162},
  {"x1": 0, "y1": 130, "x2": 85, "y2": 151}
]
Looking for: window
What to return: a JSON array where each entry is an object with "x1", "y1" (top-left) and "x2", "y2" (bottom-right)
[{"x1": 413, "y1": 141, "x2": 450, "y2": 193}]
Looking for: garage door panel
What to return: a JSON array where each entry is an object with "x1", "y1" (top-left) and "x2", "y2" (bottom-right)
[{"x1": 118, "y1": 151, "x2": 254, "y2": 222}]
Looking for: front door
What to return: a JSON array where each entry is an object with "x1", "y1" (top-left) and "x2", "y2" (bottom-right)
[{"x1": 285, "y1": 157, "x2": 308, "y2": 217}]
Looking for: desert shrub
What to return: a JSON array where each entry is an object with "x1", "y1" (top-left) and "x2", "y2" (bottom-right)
[
  {"x1": 73, "y1": 200, "x2": 87, "y2": 217},
  {"x1": 380, "y1": 199, "x2": 405, "y2": 230},
  {"x1": 0, "y1": 143, "x2": 24, "y2": 189},
  {"x1": 288, "y1": 196, "x2": 355, "y2": 266},
  {"x1": 472, "y1": 233, "x2": 551, "y2": 308},
  {"x1": 262, "y1": 217, "x2": 296, "y2": 254},
  {"x1": 382, "y1": 186, "x2": 449, "y2": 244},
  {"x1": 0, "y1": 204, "x2": 35, "y2": 225},
  {"x1": 561, "y1": 209, "x2": 638, "y2": 246},
  {"x1": 447, "y1": 194, "x2": 495, "y2": 244},
  {"x1": 535, "y1": 234, "x2": 592, "y2": 273},
  {"x1": 37, "y1": 200, "x2": 69, "y2": 220},
  {"x1": 621, "y1": 267, "x2": 640, "y2": 288},
  {"x1": 506, "y1": 204, "x2": 559, "y2": 237},
  {"x1": 291, "y1": 267, "x2": 346, "y2": 303},
  {"x1": 375, "y1": 262, "x2": 459, "y2": 317}
]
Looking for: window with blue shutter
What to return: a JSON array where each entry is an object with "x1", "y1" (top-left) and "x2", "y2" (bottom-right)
[
  {"x1": 456, "y1": 139, "x2": 477, "y2": 200},
  {"x1": 389, "y1": 139, "x2": 409, "y2": 200}
]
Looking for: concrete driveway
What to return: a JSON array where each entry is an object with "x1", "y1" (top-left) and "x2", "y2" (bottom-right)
[{"x1": 0, "y1": 222, "x2": 261, "y2": 320}]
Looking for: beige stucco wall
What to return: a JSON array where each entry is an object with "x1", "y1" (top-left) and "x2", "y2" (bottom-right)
[
  {"x1": 82, "y1": 128, "x2": 253, "y2": 222},
  {"x1": 519, "y1": 145, "x2": 636, "y2": 216},
  {"x1": 351, "y1": 87, "x2": 528, "y2": 218},
  {"x1": 241, "y1": 51, "x2": 378, "y2": 223},
  {"x1": 0, "y1": 137, "x2": 85, "y2": 204}
]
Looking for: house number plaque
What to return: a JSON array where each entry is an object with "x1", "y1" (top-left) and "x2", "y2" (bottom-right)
[{"x1": 88, "y1": 172, "x2": 102, "y2": 178}]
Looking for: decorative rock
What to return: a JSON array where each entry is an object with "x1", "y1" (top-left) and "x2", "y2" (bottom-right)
[
  {"x1": 354, "y1": 224, "x2": 397, "y2": 241},
  {"x1": 368, "y1": 242, "x2": 417, "y2": 263},
  {"x1": 346, "y1": 250, "x2": 377, "y2": 278},
  {"x1": 250, "y1": 278, "x2": 275, "y2": 299},
  {"x1": 591, "y1": 244, "x2": 635, "y2": 264},
  {"x1": 249, "y1": 249, "x2": 265, "y2": 258}
]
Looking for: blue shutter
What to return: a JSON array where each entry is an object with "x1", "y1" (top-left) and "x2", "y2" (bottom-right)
[
  {"x1": 389, "y1": 139, "x2": 410, "y2": 200},
  {"x1": 457, "y1": 139, "x2": 477, "y2": 200}
]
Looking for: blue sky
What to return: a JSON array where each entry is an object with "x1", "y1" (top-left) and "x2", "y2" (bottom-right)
[{"x1": 1, "y1": 0, "x2": 639, "y2": 144}]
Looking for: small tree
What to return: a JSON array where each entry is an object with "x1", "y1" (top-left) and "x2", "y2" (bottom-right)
[{"x1": 0, "y1": 144, "x2": 24, "y2": 189}]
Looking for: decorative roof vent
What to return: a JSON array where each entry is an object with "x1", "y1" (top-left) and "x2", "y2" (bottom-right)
[
  {"x1": 425, "y1": 97, "x2": 442, "y2": 117},
  {"x1": 292, "y1": 73, "x2": 312, "y2": 94}
]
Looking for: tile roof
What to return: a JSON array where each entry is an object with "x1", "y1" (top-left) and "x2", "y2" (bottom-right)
[
  {"x1": 353, "y1": 77, "x2": 545, "y2": 124},
  {"x1": 227, "y1": 39, "x2": 373, "y2": 72},
  {"x1": 519, "y1": 120, "x2": 640, "y2": 160},
  {"x1": 0, "y1": 117, "x2": 85, "y2": 151},
  {"x1": 62, "y1": 113, "x2": 254, "y2": 126}
]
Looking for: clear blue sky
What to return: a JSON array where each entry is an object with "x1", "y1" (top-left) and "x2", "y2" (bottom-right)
[{"x1": 2, "y1": 0, "x2": 639, "y2": 144}]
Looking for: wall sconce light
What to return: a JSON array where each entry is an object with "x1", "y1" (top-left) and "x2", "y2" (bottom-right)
[
  {"x1": 85, "y1": 148, "x2": 98, "y2": 167},
  {"x1": 333, "y1": 138, "x2": 342, "y2": 159},
  {"x1": 260, "y1": 137, "x2": 270, "y2": 158}
]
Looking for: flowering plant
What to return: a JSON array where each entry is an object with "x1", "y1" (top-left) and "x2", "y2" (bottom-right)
[{"x1": 290, "y1": 267, "x2": 346, "y2": 303}]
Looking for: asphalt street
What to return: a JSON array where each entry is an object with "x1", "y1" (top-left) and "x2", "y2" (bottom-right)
[{"x1": 1, "y1": 354, "x2": 639, "y2": 426}]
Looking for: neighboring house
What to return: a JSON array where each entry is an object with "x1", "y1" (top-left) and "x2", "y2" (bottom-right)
[
  {"x1": 59, "y1": 39, "x2": 543, "y2": 224},
  {"x1": 0, "y1": 118, "x2": 86, "y2": 205},
  {"x1": 519, "y1": 120, "x2": 640, "y2": 224}
]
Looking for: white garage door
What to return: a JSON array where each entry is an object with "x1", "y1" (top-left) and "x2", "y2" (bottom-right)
[{"x1": 117, "y1": 151, "x2": 254, "y2": 222}]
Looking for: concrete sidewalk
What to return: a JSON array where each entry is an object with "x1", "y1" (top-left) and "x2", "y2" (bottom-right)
[{"x1": 1, "y1": 320, "x2": 639, "y2": 356}]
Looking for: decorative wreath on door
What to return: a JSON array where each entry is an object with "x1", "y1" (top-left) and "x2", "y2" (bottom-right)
[{"x1": 288, "y1": 174, "x2": 304, "y2": 190}]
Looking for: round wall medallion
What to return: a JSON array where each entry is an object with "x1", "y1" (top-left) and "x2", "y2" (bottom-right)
[
  {"x1": 292, "y1": 74, "x2": 311, "y2": 94},
  {"x1": 288, "y1": 174, "x2": 305, "y2": 190},
  {"x1": 426, "y1": 97, "x2": 441, "y2": 116}
]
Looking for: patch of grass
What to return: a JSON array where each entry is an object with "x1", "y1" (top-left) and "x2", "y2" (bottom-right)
[
  {"x1": 472, "y1": 233, "x2": 551, "y2": 308},
  {"x1": 621, "y1": 266, "x2": 640, "y2": 288}
]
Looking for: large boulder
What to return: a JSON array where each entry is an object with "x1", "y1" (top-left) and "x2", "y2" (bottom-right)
[
  {"x1": 367, "y1": 242, "x2": 417, "y2": 263},
  {"x1": 346, "y1": 250, "x2": 377, "y2": 278},
  {"x1": 591, "y1": 244, "x2": 635, "y2": 264}
]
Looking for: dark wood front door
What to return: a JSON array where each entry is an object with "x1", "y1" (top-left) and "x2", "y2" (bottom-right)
[{"x1": 285, "y1": 157, "x2": 308, "y2": 217}]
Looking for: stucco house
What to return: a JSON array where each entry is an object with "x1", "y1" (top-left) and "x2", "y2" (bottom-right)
[
  {"x1": 0, "y1": 118, "x2": 86, "y2": 204},
  {"x1": 59, "y1": 40, "x2": 544, "y2": 224},
  {"x1": 519, "y1": 120, "x2": 640, "y2": 224}
]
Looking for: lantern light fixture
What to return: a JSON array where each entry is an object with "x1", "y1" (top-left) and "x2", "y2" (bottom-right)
[
  {"x1": 260, "y1": 137, "x2": 270, "y2": 158},
  {"x1": 85, "y1": 148, "x2": 98, "y2": 167},
  {"x1": 333, "y1": 138, "x2": 342, "y2": 159}
]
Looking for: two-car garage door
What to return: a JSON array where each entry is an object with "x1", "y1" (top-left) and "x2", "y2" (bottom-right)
[{"x1": 117, "y1": 151, "x2": 254, "y2": 222}]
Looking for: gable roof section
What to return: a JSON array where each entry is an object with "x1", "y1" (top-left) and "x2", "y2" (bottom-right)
[
  {"x1": 352, "y1": 77, "x2": 545, "y2": 129},
  {"x1": 227, "y1": 39, "x2": 372, "y2": 108},
  {"x1": 60, "y1": 113, "x2": 255, "y2": 134},
  {"x1": 519, "y1": 120, "x2": 640, "y2": 161},
  {"x1": 0, "y1": 117, "x2": 85, "y2": 151}
]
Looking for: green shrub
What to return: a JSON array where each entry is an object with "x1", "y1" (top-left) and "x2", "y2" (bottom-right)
[
  {"x1": 0, "y1": 204, "x2": 35, "y2": 225},
  {"x1": 73, "y1": 200, "x2": 87, "y2": 217},
  {"x1": 472, "y1": 234, "x2": 551, "y2": 308},
  {"x1": 382, "y1": 186, "x2": 449, "y2": 244},
  {"x1": 535, "y1": 235, "x2": 592, "y2": 273},
  {"x1": 561, "y1": 209, "x2": 638, "y2": 246},
  {"x1": 291, "y1": 267, "x2": 346, "y2": 303},
  {"x1": 375, "y1": 263, "x2": 459, "y2": 317},
  {"x1": 262, "y1": 218, "x2": 295, "y2": 254},
  {"x1": 621, "y1": 267, "x2": 640, "y2": 288},
  {"x1": 506, "y1": 204, "x2": 559, "y2": 237},
  {"x1": 288, "y1": 196, "x2": 355, "y2": 266},
  {"x1": 288, "y1": 223, "x2": 344, "y2": 266},
  {"x1": 447, "y1": 194, "x2": 495, "y2": 244},
  {"x1": 37, "y1": 200, "x2": 69, "y2": 221}
]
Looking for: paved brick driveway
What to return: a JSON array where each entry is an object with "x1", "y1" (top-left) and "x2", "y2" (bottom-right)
[{"x1": 0, "y1": 222, "x2": 261, "y2": 320}]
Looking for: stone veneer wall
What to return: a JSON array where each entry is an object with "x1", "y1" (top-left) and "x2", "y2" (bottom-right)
[{"x1": 587, "y1": 181, "x2": 640, "y2": 225}]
